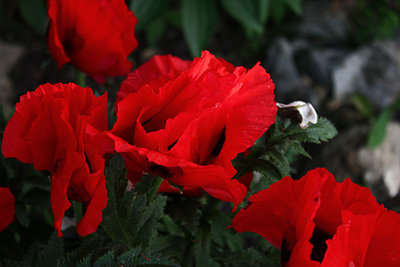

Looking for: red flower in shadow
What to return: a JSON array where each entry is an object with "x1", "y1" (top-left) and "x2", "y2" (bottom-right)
[
  {"x1": 231, "y1": 168, "x2": 400, "y2": 266},
  {"x1": 108, "y1": 51, "x2": 277, "y2": 208},
  {"x1": 0, "y1": 187, "x2": 15, "y2": 231},
  {"x1": 2, "y1": 83, "x2": 109, "y2": 236},
  {"x1": 47, "y1": 0, "x2": 138, "y2": 82}
]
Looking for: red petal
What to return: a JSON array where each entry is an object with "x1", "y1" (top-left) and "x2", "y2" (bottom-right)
[
  {"x1": 0, "y1": 187, "x2": 15, "y2": 231},
  {"x1": 47, "y1": 0, "x2": 138, "y2": 79},
  {"x1": 364, "y1": 210, "x2": 400, "y2": 266}
]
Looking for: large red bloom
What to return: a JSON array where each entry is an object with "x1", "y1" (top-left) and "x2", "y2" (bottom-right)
[
  {"x1": 108, "y1": 51, "x2": 277, "y2": 208},
  {"x1": 2, "y1": 83, "x2": 109, "y2": 236},
  {"x1": 0, "y1": 187, "x2": 15, "y2": 231},
  {"x1": 231, "y1": 168, "x2": 400, "y2": 266},
  {"x1": 47, "y1": 0, "x2": 138, "y2": 82}
]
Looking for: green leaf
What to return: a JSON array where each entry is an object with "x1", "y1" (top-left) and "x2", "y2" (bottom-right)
[
  {"x1": 284, "y1": 0, "x2": 302, "y2": 15},
  {"x1": 257, "y1": 0, "x2": 270, "y2": 25},
  {"x1": 264, "y1": 147, "x2": 290, "y2": 177},
  {"x1": 146, "y1": 17, "x2": 166, "y2": 46},
  {"x1": 181, "y1": 0, "x2": 217, "y2": 57},
  {"x1": 269, "y1": 0, "x2": 286, "y2": 23},
  {"x1": 221, "y1": 0, "x2": 264, "y2": 36},
  {"x1": 284, "y1": 139, "x2": 311, "y2": 159},
  {"x1": 130, "y1": 0, "x2": 169, "y2": 31},
  {"x1": 17, "y1": 0, "x2": 47, "y2": 35},
  {"x1": 352, "y1": 94, "x2": 374, "y2": 119},
  {"x1": 253, "y1": 159, "x2": 283, "y2": 181},
  {"x1": 36, "y1": 232, "x2": 64, "y2": 267},
  {"x1": 193, "y1": 225, "x2": 211, "y2": 267},
  {"x1": 284, "y1": 117, "x2": 338, "y2": 144},
  {"x1": 368, "y1": 108, "x2": 391, "y2": 148},
  {"x1": 102, "y1": 154, "x2": 166, "y2": 249}
]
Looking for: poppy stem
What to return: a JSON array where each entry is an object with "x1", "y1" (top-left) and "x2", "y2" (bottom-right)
[
  {"x1": 75, "y1": 69, "x2": 86, "y2": 88},
  {"x1": 150, "y1": 176, "x2": 164, "y2": 200}
]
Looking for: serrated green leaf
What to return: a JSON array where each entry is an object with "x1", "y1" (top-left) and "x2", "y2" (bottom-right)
[
  {"x1": 284, "y1": 139, "x2": 311, "y2": 158},
  {"x1": 103, "y1": 154, "x2": 166, "y2": 249},
  {"x1": 253, "y1": 159, "x2": 283, "y2": 181},
  {"x1": 36, "y1": 232, "x2": 64, "y2": 267},
  {"x1": 285, "y1": 117, "x2": 338, "y2": 144},
  {"x1": 182, "y1": 0, "x2": 217, "y2": 57},
  {"x1": 368, "y1": 108, "x2": 391, "y2": 148},
  {"x1": 221, "y1": 0, "x2": 264, "y2": 36},
  {"x1": 93, "y1": 250, "x2": 115, "y2": 267},
  {"x1": 264, "y1": 147, "x2": 290, "y2": 177}
]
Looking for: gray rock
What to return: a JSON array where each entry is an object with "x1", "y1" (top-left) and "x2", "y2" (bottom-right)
[
  {"x1": 358, "y1": 122, "x2": 400, "y2": 199},
  {"x1": 0, "y1": 41, "x2": 24, "y2": 117},
  {"x1": 295, "y1": 48, "x2": 348, "y2": 89},
  {"x1": 288, "y1": 0, "x2": 350, "y2": 45},
  {"x1": 265, "y1": 38, "x2": 316, "y2": 104},
  {"x1": 333, "y1": 40, "x2": 400, "y2": 108}
]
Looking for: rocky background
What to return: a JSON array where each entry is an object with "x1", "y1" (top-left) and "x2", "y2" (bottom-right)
[{"x1": 1, "y1": 0, "x2": 400, "y2": 210}]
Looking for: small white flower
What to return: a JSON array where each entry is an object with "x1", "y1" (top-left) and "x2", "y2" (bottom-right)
[{"x1": 277, "y1": 101, "x2": 318, "y2": 129}]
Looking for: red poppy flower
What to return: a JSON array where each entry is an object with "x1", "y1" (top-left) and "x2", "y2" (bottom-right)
[
  {"x1": 2, "y1": 83, "x2": 109, "y2": 236},
  {"x1": 47, "y1": 0, "x2": 138, "y2": 82},
  {"x1": 108, "y1": 51, "x2": 277, "y2": 208},
  {"x1": 0, "y1": 187, "x2": 15, "y2": 231},
  {"x1": 231, "y1": 168, "x2": 400, "y2": 266}
]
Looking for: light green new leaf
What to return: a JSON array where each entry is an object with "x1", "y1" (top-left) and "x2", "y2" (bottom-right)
[{"x1": 368, "y1": 108, "x2": 391, "y2": 148}]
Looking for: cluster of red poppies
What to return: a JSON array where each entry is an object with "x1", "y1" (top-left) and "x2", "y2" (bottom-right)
[{"x1": 1, "y1": 0, "x2": 399, "y2": 265}]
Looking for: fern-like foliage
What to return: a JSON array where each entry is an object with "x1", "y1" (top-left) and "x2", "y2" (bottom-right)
[{"x1": 101, "y1": 154, "x2": 167, "y2": 250}]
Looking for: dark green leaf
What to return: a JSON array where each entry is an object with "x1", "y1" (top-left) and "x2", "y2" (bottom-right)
[
  {"x1": 221, "y1": 0, "x2": 264, "y2": 36},
  {"x1": 18, "y1": 0, "x2": 47, "y2": 35},
  {"x1": 284, "y1": 0, "x2": 302, "y2": 15},
  {"x1": 36, "y1": 232, "x2": 64, "y2": 267},
  {"x1": 146, "y1": 17, "x2": 166, "y2": 46},
  {"x1": 284, "y1": 117, "x2": 338, "y2": 144},
  {"x1": 182, "y1": 0, "x2": 217, "y2": 57},
  {"x1": 102, "y1": 154, "x2": 166, "y2": 249},
  {"x1": 130, "y1": 0, "x2": 169, "y2": 31}
]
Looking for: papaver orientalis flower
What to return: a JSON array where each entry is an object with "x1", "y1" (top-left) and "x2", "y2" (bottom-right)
[
  {"x1": 2, "y1": 83, "x2": 109, "y2": 236},
  {"x1": 47, "y1": 0, "x2": 138, "y2": 82},
  {"x1": 109, "y1": 51, "x2": 277, "y2": 207},
  {"x1": 0, "y1": 187, "x2": 15, "y2": 231},
  {"x1": 231, "y1": 168, "x2": 400, "y2": 266}
]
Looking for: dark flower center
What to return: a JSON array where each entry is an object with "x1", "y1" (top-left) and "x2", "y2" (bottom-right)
[
  {"x1": 309, "y1": 227, "x2": 332, "y2": 263},
  {"x1": 281, "y1": 226, "x2": 332, "y2": 265},
  {"x1": 211, "y1": 128, "x2": 225, "y2": 158}
]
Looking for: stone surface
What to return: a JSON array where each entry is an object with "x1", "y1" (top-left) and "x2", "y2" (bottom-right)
[
  {"x1": 287, "y1": 0, "x2": 350, "y2": 45},
  {"x1": 358, "y1": 122, "x2": 400, "y2": 198},
  {"x1": 333, "y1": 40, "x2": 400, "y2": 109},
  {"x1": 0, "y1": 41, "x2": 24, "y2": 117},
  {"x1": 265, "y1": 38, "x2": 316, "y2": 104}
]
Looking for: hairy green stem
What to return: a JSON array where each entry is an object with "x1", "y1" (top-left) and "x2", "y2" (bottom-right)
[{"x1": 75, "y1": 69, "x2": 86, "y2": 88}]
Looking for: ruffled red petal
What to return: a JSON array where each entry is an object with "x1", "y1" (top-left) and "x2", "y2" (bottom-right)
[
  {"x1": 47, "y1": 0, "x2": 138, "y2": 80},
  {"x1": 111, "y1": 51, "x2": 276, "y2": 206},
  {"x1": 2, "y1": 83, "x2": 109, "y2": 237}
]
